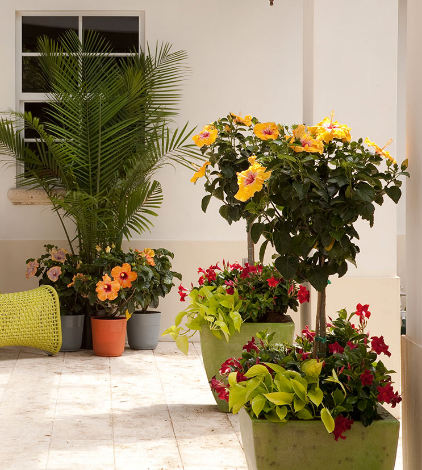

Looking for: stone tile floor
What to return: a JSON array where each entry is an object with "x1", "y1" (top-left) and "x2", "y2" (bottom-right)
[{"x1": 0, "y1": 342, "x2": 402, "y2": 470}]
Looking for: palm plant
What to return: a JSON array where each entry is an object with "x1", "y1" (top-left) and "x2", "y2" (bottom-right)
[{"x1": 0, "y1": 31, "x2": 200, "y2": 262}]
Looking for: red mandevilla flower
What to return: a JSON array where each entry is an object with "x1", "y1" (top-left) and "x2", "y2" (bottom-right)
[
  {"x1": 377, "y1": 383, "x2": 402, "y2": 408},
  {"x1": 298, "y1": 285, "x2": 310, "y2": 304},
  {"x1": 267, "y1": 276, "x2": 280, "y2": 287},
  {"x1": 178, "y1": 284, "x2": 188, "y2": 302},
  {"x1": 301, "y1": 325, "x2": 315, "y2": 342},
  {"x1": 230, "y1": 262, "x2": 243, "y2": 271},
  {"x1": 360, "y1": 369, "x2": 374, "y2": 387},
  {"x1": 371, "y1": 336, "x2": 391, "y2": 357},
  {"x1": 333, "y1": 415, "x2": 354, "y2": 441},
  {"x1": 243, "y1": 338, "x2": 260, "y2": 353},
  {"x1": 219, "y1": 357, "x2": 243, "y2": 376},
  {"x1": 346, "y1": 341, "x2": 358, "y2": 350},
  {"x1": 328, "y1": 342, "x2": 344, "y2": 354},
  {"x1": 355, "y1": 303, "x2": 371, "y2": 323},
  {"x1": 210, "y1": 376, "x2": 229, "y2": 402}
]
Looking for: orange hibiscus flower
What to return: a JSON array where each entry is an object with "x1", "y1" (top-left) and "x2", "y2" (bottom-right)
[
  {"x1": 287, "y1": 124, "x2": 324, "y2": 154},
  {"x1": 192, "y1": 125, "x2": 218, "y2": 147},
  {"x1": 191, "y1": 161, "x2": 211, "y2": 183},
  {"x1": 231, "y1": 113, "x2": 252, "y2": 127},
  {"x1": 111, "y1": 263, "x2": 138, "y2": 288},
  {"x1": 96, "y1": 274, "x2": 121, "y2": 301},
  {"x1": 364, "y1": 138, "x2": 396, "y2": 164},
  {"x1": 253, "y1": 122, "x2": 279, "y2": 140}
]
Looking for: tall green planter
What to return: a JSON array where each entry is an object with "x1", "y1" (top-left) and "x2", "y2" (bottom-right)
[
  {"x1": 239, "y1": 407, "x2": 400, "y2": 470},
  {"x1": 200, "y1": 322, "x2": 295, "y2": 412}
]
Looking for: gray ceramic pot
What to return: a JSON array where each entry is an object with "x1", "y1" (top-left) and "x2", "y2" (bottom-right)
[
  {"x1": 60, "y1": 314, "x2": 85, "y2": 352},
  {"x1": 127, "y1": 311, "x2": 161, "y2": 350}
]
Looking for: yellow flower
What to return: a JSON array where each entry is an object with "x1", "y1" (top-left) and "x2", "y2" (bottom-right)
[
  {"x1": 288, "y1": 124, "x2": 324, "y2": 154},
  {"x1": 364, "y1": 138, "x2": 396, "y2": 164},
  {"x1": 190, "y1": 161, "x2": 210, "y2": 183},
  {"x1": 192, "y1": 125, "x2": 218, "y2": 147},
  {"x1": 231, "y1": 113, "x2": 252, "y2": 127},
  {"x1": 234, "y1": 156, "x2": 271, "y2": 202},
  {"x1": 253, "y1": 122, "x2": 279, "y2": 140},
  {"x1": 105, "y1": 246, "x2": 111, "y2": 253},
  {"x1": 308, "y1": 111, "x2": 351, "y2": 143},
  {"x1": 95, "y1": 245, "x2": 102, "y2": 252}
]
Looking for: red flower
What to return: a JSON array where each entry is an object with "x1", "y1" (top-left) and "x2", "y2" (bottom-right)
[
  {"x1": 360, "y1": 369, "x2": 374, "y2": 387},
  {"x1": 243, "y1": 338, "x2": 260, "y2": 353},
  {"x1": 377, "y1": 383, "x2": 402, "y2": 408},
  {"x1": 244, "y1": 263, "x2": 257, "y2": 274},
  {"x1": 178, "y1": 284, "x2": 188, "y2": 302},
  {"x1": 256, "y1": 264, "x2": 263, "y2": 274},
  {"x1": 371, "y1": 336, "x2": 391, "y2": 357},
  {"x1": 328, "y1": 342, "x2": 344, "y2": 354},
  {"x1": 302, "y1": 325, "x2": 315, "y2": 342},
  {"x1": 267, "y1": 276, "x2": 280, "y2": 287},
  {"x1": 210, "y1": 377, "x2": 229, "y2": 402},
  {"x1": 198, "y1": 276, "x2": 205, "y2": 285},
  {"x1": 230, "y1": 262, "x2": 243, "y2": 271},
  {"x1": 346, "y1": 341, "x2": 358, "y2": 350},
  {"x1": 205, "y1": 268, "x2": 217, "y2": 282},
  {"x1": 219, "y1": 357, "x2": 243, "y2": 376},
  {"x1": 333, "y1": 415, "x2": 354, "y2": 441},
  {"x1": 298, "y1": 351, "x2": 311, "y2": 360},
  {"x1": 236, "y1": 371, "x2": 248, "y2": 382},
  {"x1": 209, "y1": 263, "x2": 221, "y2": 271},
  {"x1": 298, "y1": 285, "x2": 310, "y2": 304},
  {"x1": 355, "y1": 303, "x2": 371, "y2": 323},
  {"x1": 288, "y1": 284, "x2": 295, "y2": 296}
]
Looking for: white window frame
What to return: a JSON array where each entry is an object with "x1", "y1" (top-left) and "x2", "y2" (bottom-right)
[{"x1": 12, "y1": 10, "x2": 145, "y2": 199}]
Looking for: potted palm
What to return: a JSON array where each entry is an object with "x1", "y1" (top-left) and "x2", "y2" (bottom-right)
[
  {"x1": 212, "y1": 306, "x2": 401, "y2": 470},
  {"x1": 0, "y1": 30, "x2": 201, "y2": 347},
  {"x1": 25, "y1": 245, "x2": 87, "y2": 352},
  {"x1": 164, "y1": 260, "x2": 309, "y2": 410}
]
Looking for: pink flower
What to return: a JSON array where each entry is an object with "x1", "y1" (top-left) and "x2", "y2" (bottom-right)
[
  {"x1": 333, "y1": 415, "x2": 354, "y2": 441},
  {"x1": 355, "y1": 303, "x2": 371, "y2": 323},
  {"x1": 371, "y1": 336, "x2": 391, "y2": 357},
  {"x1": 298, "y1": 285, "x2": 310, "y2": 304},
  {"x1": 328, "y1": 342, "x2": 344, "y2": 354},
  {"x1": 360, "y1": 369, "x2": 374, "y2": 387},
  {"x1": 25, "y1": 260, "x2": 39, "y2": 278},
  {"x1": 51, "y1": 248, "x2": 67, "y2": 263},
  {"x1": 267, "y1": 276, "x2": 280, "y2": 287},
  {"x1": 47, "y1": 266, "x2": 62, "y2": 282}
]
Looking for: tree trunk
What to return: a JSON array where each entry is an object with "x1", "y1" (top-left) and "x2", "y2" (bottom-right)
[{"x1": 247, "y1": 225, "x2": 255, "y2": 265}]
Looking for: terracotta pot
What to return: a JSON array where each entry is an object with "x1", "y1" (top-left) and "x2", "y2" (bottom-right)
[{"x1": 91, "y1": 316, "x2": 126, "y2": 357}]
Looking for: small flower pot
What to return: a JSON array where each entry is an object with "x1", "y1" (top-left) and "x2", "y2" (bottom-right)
[
  {"x1": 91, "y1": 316, "x2": 126, "y2": 357},
  {"x1": 239, "y1": 406, "x2": 399, "y2": 470},
  {"x1": 127, "y1": 311, "x2": 161, "y2": 350},
  {"x1": 200, "y1": 321, "x2": 295, "y2": 412},
  {"x1": 60, "y1": 314, "x2": 85, "y2": 352}
]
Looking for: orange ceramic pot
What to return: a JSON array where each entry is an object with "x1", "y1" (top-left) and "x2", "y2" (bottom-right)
[{"x1": 91, "y1": 316, "x2": 126, "y2": 357}]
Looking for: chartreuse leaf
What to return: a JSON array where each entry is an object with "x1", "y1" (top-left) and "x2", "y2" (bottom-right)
[
  {"x1": 297, "y1": 407, "x2": 313, "y2": 420},
  {"x1": 264, "y1": 363, "x2": 286, "y2": 375},
  {"x1": 252, "y1": 394, "x2": 267, "y2": 417},
  {"x1": 274, "y1": 374, "x2": 294, "y2": 393},
  {"x1": 230, "y1": 311, "x2": 242, "y2": 331},
  {"x1": 265, "y1": 410, "x2": 284, "y2": 423},
  {"x1": 210, "y1": 329, "x2": 222, "y2": 339},
  {"x1": 245, "y1": 377, "x2": 262, "y2": 401},
  {"x1": 245, "y1": 365, "x2": 271, "y2": 378},
  {"x1": 263, "y1": 392, "x2": 294, "y2": 406},
  {"x1": 174, "y1": 309, "x2": 187, "y2": 327},
  {"x1": 276, "y1": 406, "x2": 288, "y2": 421},
  {"x1": 291, "y1": 379, "x2": 307, "y2": 403},
  {"x1": 308, "y1": 387, "x2": 323, "y2": 406},
  {"x1": 175, "y1": 335, "x2": 189, "y2": 356},
  {"x1": 321, "y1": 408, "x2": 335, "y2": 433},
  {"x1": 294, "y1": 397, "x2": 306, "y2": 412},
  {"x1": 228, "y1": 372, "x2": 238, "y2": 387},
  {"x1": 229, "y1": 384, "x2": 248, "y2": 414},
  {"x1": 301, "y1": 359, "x2": 323, "y2": 378}
]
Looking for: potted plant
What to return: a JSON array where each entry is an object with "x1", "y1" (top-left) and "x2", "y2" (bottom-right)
[
  {"x1": 25, "y1": 244, "x2": 87, "y2": 352},
  {"x1": 126, "y1": 248, "x2": 181, "y2": 350},
  {"x1": 212, "y1": 304, "x2": 401, "y2": 470},
  {"x1": 73, "y1": 246, "x2": 181, "y2": 357},
  {"x1": 164, "y1": 260, "x2": 309, "y2": 410},
  {"x1": 191, "y1": 112, "x2": 408, "y2": 355}
]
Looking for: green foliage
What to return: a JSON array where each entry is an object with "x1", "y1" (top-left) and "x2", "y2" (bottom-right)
[
  {"x1": 0, "y1": 31, "x2": 201, "y2": 263},
  {"x1": 193, "y1": 113, "x2": 408, "y2": 291}
]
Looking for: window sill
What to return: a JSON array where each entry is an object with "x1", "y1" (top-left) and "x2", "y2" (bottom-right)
[{"x1": 7, "y1": 188, "x2": 64, "y2": 205}]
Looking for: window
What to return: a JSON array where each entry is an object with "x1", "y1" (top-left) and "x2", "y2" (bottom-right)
[{"x1": 15, "y1": 12, "x2": 145, "y2": 179}]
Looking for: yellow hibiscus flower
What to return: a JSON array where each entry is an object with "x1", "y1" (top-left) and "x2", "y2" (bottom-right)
[
  {"x1": 190, "y1": 161, "x2": 211, "y2": 183},
  {"x1": 231, "y1": 113, "x2": 252, "y2": 127},
  {"x1": 234, "y1": 156, "x2": 271, "y2": 202},
  {"x1": 254, "y1": 122, "x2": 279, "y2": 140},
  {"x1": 287, "y1": 124, "x2": 324, "y2": 154},
  {"x1": 192, "y1": 125, "x2": 218, "y2": 147},
  {"x1": 308, "y1": 111, "x2": 351, "y2": 143},
  {"x1": 364, "y1": 138, "x2": 396, "y2": 164}
]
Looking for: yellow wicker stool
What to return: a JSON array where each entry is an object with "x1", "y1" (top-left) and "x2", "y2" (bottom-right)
[{"x1": 0, "y1": 285, "x2": 62, "y2": 355}]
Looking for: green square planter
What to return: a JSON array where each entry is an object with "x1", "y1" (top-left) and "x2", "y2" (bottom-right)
[
  {"x1": 239, "y1": 407, "x2": 400, "y2": 470},
  {"x1": 200, "y1": 322, "x2": 295, "y2": 412}
]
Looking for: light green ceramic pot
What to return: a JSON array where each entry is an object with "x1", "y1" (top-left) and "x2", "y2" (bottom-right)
[
  {"x1": 239, "y1": 406, "x2": 400, "y2": 470},
  {"x1": 200, "y1": 321, "x2": 295, "y2": 412}
]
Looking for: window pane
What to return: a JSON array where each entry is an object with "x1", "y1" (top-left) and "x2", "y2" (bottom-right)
[
  {"x1": 22, "y1": 57, "x2": 50, "y2": 93},
  {"x1": 22, "y1": 16, "x2": 78, "y2": 52},
  {"x1": 24, "y1": 102, "x2": 58, "y2": 139},
  {"x1": 82, "y1": 16, "x2": 139, "y2": 53}
]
